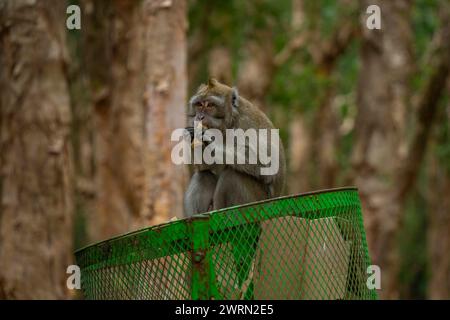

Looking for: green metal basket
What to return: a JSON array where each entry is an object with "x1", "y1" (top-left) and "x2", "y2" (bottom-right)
[{"x1": 75, "y1": 187, "x2": 377, "y2": 300}]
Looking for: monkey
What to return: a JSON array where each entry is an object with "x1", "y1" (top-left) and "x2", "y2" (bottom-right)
[{"x1": 184, "y1": 78, "x2": 286, "y2": 217}]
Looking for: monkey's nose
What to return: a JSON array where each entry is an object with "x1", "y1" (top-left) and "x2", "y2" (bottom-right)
[{"x1": 196, "y1": 114, "x2": 205, "y2": 121}]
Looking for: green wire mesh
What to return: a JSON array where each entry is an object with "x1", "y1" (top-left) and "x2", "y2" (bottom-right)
[{"x1": 75, "y1": 187, "x2": 377, "y2": 300}]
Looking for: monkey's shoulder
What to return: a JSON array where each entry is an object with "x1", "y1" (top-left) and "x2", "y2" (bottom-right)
[{"x1": 236, "y1": 98, "x2": 274, "y2": 130}]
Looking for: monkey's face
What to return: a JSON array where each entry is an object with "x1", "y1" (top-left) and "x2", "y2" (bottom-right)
[
  {"x1": 187, "y1": 79, "x2": 238, "y2": 131},
  {"x1": 187, "y1": 94, "x2": 227, "y2": 130}
]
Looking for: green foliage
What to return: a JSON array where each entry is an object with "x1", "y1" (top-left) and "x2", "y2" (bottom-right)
[
  {"x1": 336, "y1": 42, "x2": 360, "y2": 95},
  {"x1": 411, "y1": 0, "x2": 440, "y2": 92},
  {"x1": 188, "y1": 0, "x2": 291, "y2": 89},
  {"x1": 303, "y1": 0, "x2": 355, "y2": 40},
  {"x1": 74, "y1": 196, "x2": 89, "y2": 250},
  {"x1": 398, "y1": 190, "x2": 428, "y2": 299},
  {"x1": 270, "y1": 62, "x2": 326, "y2": 114}
]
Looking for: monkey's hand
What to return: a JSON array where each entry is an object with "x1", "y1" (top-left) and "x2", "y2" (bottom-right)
[
  {"x1": 184, "y1": 126, "x2": 203, "y2": 147},
  {"x1": 185, "y1": 126, "x2": 214, "y2": 147}
]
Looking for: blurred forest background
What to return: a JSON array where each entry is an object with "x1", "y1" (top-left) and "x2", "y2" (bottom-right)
[{"x1": 0, "y1": 0, "x2": 449, "y2": 299}]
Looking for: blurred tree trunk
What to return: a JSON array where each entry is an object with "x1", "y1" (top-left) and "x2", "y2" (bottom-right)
[
  {"x1": 309, "y1": 17, "x2": 357, "y2": 189},
  {"x1": 287, "y1": 0, "x2": 310, "y2": 194},
  {"x1": 426, "y1": 36, "x2": 450, "y2": 297},
  {"x1": 427, "y1": 151, "x2": 450, "y2": 299},
  {"x1": 0, "y1": 0, "x2": 73, "y2": 299},
  {"x1": 82, "y1": 0, "x2": 187, "y2": 241},
  {"x1": 237, "y1": 38, "x2": 275, "y2": 112},
  {"x1": 351, "y1": 0, "x2": 413, "y2": 299},
  {"x1": 142, "y1": 0, "x2": 188, "y2": 227},
  {"x1": 82, "y1": 0, "x2": 146, "y2": 241},
  {"x1": 208, "y1": 46, "x2": 233, "y2": 85},
  {"x1": 288, "y1": 116, "x2": 311, "y2": 193}
]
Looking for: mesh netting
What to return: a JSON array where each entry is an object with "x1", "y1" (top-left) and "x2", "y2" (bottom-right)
[{"x1": 75, "y1": 187, "x2": 377, "y2": 300}]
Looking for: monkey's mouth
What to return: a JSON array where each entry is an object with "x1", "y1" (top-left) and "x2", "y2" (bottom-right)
[{"x1": 186, "y1": 122, "x2": 211, "y2": 147}]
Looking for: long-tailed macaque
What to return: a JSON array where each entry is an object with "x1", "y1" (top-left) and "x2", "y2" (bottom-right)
[{"x1": 184, "y1": 79, "x2": 285, "y2": 216}]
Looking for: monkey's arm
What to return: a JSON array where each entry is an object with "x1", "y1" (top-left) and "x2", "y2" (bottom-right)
[
  {"x1": 184, "y1": 171, "x2": 217, "y2": 216},
  {"x1": 184, "y1": 127, "x2": 219, "y2": 172},
  {"x1": 205, "y1": 135, "x2": 279, "y2": 186}
]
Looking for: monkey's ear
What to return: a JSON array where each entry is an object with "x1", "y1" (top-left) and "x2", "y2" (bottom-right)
[
  {"x1": 231, "y1": 87, "x2": 239, "y2": 109},
  {"x1": 207, "y1": 78, "x2": 218, "y2": 87}
]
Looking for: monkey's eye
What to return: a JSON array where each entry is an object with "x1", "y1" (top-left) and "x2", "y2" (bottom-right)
[{"x1": 192, "y1": 101, "x2": 203, "y2": 108}]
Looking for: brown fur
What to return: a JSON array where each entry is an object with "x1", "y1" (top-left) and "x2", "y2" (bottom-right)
[{"x1": 184, "y1": 79, "x2": 286, "y2": 216}]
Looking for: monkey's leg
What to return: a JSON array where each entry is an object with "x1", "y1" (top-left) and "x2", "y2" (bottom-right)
[
  {"x1": 213, "y1": 168, "x2": 266, "y2": 298},
  {"x1": 184, "y1": 170, "x2": 217, "y2": 217},
  {"x1": 213, "y1": 168, "x2": 269, "y2": 210}
]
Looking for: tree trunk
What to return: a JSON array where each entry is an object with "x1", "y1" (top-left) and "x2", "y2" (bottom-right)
[
  {"x1": 141, "y1": 0, "x2": 188, "y2": 227},
  {"x1": 351, "y1": 0, "x2": 414, "y2": 299},
  {"x1": 83, "y1": 0, "x2": 146, "y2": 242},
  {"x1": 208, "y1": 46, "x2": 233, "y2": 85},
  {"x1": 237, "y1": 38, "x2": 275, "y2": 112},
  {"x1": 310, "y1": 85, "x2": 340, "y2": 189},
  {"x1": 0, "y1": 0, "x2": 73, "y2": 299},
  {"x1": 288, "y1": 116, "x2": 311, "y2": 193},
  {"x1": 427, "y1": 153, "x2": 450, "y2": 299},
  {"x1": 82, "y1": 0, "x2": 187, "y2": 241}
]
